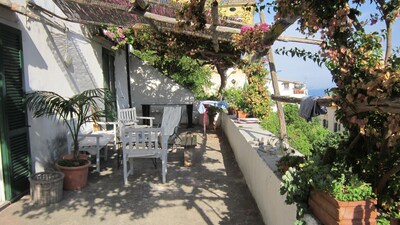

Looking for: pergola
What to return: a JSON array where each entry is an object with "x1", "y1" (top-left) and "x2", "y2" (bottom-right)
[{"x1": 0, "y1": 0, "x2": 325, "y2": 141}]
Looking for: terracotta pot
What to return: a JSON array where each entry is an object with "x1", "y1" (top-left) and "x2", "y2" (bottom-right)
[
  {"x1": 237, "y1": 110, "x2": 247, "y2": 118},
  {"x1": 309, "y1": 191, "x2": 377, "y2": 225},
  {"x1": 62, "y1": 154, "x2": 89, "y2": 160},
  {"x1": 56, "y1": 160, "x2": 91, "y2": 191}
]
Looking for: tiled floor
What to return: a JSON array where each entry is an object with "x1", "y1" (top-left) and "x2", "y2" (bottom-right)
[{"x1": 0, "y1": 127, "x2": 264, "y2": 225}]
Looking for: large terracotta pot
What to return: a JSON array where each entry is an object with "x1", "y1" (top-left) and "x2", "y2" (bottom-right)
[
  {"x1": 56, "y1": 160, "x2": 91, "y2": 191},
  {"x1": 309, "y1": 191, "x2": 377, "y2": 225}
]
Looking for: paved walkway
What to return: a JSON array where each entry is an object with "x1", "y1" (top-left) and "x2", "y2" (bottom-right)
[{"x1": 0, "y1": 127, "x2": 264, "y2": 225}]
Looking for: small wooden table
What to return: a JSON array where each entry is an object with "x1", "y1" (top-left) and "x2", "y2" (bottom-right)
[{"x1": 176, "y1": 132, "x2": 197, "y2": 167}]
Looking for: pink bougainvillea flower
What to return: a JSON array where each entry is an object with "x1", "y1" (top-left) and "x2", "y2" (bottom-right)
[
  {"x1": 258, "y1": 23, "x2": 270, "y2": 31},
  {"x1": 370, "y1": 18, "x2": 378, "y2": 25},
  {"x1": 240, "y1": 25, "x2": 253, "y2": 34}
]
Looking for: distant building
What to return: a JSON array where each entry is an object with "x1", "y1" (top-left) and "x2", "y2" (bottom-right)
[
  {"x1": 266, "y1": 78, "x2": 308, "y2": 97},
  {"x1": 318, "y1": 103, "x2": 343, "y2": 132},
  {"x1": 218, "y1": 0, "x2": 255, "y2": 25},
  {"x1": 207, "y1": 68, "x2": 308, "y2": 100}
]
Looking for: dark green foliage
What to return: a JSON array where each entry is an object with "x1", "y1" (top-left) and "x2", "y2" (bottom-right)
[
  {"x1": 262, "y1": 104, "x2": 331, "y2": 156},
  {"x1": 133, "y1": 49, "x2": 212, "y2": 99}
]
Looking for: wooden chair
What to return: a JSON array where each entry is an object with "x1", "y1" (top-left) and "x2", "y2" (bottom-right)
[
  {"x1": 118, "y1": 107, "x2": 155, "y2": 127},
  {"x1": 121, "y1": 126, "x2": 168, "y2": 184}
]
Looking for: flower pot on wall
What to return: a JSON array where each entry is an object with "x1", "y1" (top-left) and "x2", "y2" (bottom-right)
[
  {"x1": 309, "y1": 191, "x2": 377, "y2": 225},
  {"x1": 237, "y1": 110, "x2": 247, "y2": 118},
  {"x1": 56, "y1": 160, "x2": 91, "y2": 191}
]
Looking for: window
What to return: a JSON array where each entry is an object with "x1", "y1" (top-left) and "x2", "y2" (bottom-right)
[
  {"x1": 283, "y1": 83, "x2": 289, "y2": 90},
  {"x1": 323, "y1": 119, "x2": 328, "y2": 128},
  {"x1": 334, "y1": 122, "x2": 338, "y2": 132}
]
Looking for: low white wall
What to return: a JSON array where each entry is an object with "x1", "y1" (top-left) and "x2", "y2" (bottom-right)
[{"x1": 221, "y1": 113, "x2": 297, "y2": 225}]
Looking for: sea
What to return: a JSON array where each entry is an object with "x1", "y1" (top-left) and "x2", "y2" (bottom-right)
[{"x1": 307, "y1": 88, "x2": 330, "y2": 97}]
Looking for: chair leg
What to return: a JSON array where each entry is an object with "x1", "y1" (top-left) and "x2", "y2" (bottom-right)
[
  {"x1": 96, "y1": 150, "x2": 100, "y2": 172},
  {"x1": 162, "y1": 153, "x2": 167, "y2": 183},
  {"x1": 129, "y1": 158, "x2": 134, "y2": 175},
  {"x1": 104, "y1": 145, "x2": 108, "y2": 161},
  {"x1": 152, "y1": 158, "x2": 157, "y2": 168},
  {"x1": 123, "y1": 153, "x2": 128, "y2": 185}
]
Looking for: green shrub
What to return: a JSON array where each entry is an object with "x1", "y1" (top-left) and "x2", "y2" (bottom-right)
[{"x1": 261, "y1": 104, "x2": 332, "y2": 156}]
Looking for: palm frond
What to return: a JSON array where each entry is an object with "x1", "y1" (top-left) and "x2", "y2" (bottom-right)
[{"x1": 25, "y1": 88, "x2": 114, "y2": 159}]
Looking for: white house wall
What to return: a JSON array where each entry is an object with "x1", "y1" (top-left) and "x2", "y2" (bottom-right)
[
  {"x1": 129, "y1": 56, "x2": 195, "y2": 124},
  {"x1": 0, "y1": 2, "x2": 128, "y2": 174}
]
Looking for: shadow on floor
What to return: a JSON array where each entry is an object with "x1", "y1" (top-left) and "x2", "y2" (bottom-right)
[{"x1": 0, "y1": 126, "x2": 264, "y2": 225}]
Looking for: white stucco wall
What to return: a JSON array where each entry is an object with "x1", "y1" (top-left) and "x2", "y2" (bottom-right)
[
  {"x1": 220, "y1": 113, "x2": 297, "y2": 225},
  {"x1": 129, "y1": 56, "x2": 195, "y2": 125},
  {"x1": 0, "y1": 1, "x2": 128, "y2": 176}
]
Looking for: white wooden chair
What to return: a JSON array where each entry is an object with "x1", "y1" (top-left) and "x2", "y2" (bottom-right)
[
  {"x1": 121, "y1": 126, "x2": 168, "y2": 184},
  {"x1": 118, "y1": 107, "x2": 155, "y2": 127}
]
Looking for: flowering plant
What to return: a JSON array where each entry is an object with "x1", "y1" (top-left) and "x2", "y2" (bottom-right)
[
  {"x1": 232, "y1": 23, "x2": 271, "y2": 54},
  {"x1": 103, "y1": 26, "x2": 135, "y2": 50}
]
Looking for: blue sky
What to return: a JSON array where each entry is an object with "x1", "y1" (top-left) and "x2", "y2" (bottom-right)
[{"x1": 254, "y1": 3, "x2": 400, "y2": 90}]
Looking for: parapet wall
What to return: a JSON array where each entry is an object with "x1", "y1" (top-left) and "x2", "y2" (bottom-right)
[{"x1": 220, "y1": 113, "x2": 297, "y2": 225}]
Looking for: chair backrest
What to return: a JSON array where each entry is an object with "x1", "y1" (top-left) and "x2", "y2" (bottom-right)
[
  {"x1": 121, "y1": 126, "x2": 167, "y2": 157},
  {"x1": 161, "y1": 106, "x2": 182, "y2": 136},
  {"x1": 118, "y1": 107, "x2": 138, "y2": 125}
]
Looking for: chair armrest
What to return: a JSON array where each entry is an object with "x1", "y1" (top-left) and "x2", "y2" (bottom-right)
[
  {"x1": 136, "y1": 116, "x2": 155, "y2": 127},
  {"x1": 97, "y1": 121, "x2": 118, "y2": 126},
  {"x1": 136, "y1": 116, "x2": 155, "y2": 120}
]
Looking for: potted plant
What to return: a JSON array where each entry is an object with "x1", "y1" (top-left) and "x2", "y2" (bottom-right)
[
  {"x1": 222, "y1": 87, "x2": 246, "y2": 117},
  {"x1": 280, "y1": 137, "x2": 380, "y2": 225},
  {"x1": 25, "y1": 88, "x2": 112, "y2": 190},
  {"x1": 308, "y1": 174, "x2": 377, "y2": 225}
]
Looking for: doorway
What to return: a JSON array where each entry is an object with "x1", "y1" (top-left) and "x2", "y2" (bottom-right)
[{"x1": 0, "y1": 23, "x2": 31, "y2": 201}]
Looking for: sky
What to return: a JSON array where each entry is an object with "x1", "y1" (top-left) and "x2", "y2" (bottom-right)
[{"x1": 253, "y1": 3, "x2": 400, "y2": 90}]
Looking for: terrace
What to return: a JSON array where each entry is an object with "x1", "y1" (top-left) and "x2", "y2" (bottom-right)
[
  {"x1": 0, "y1": 0, "x2": 398, "y2": 224},
  {"x1": 0, "y1": 123, "x2": 258, "y2": 224}
]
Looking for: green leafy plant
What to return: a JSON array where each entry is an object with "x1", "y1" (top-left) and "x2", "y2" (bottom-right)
[
  {"x1": 25, "y1": 88, "x2": 113, "y2": 164},
  {"x1": 222, "y1": 87, "x2": 245, "y2": 111},
  {"x1": 241, "y1": 62, "x2": 271, "y2": 119},
  {"x1": 262, "y1": 104, "x2": 331, "y2": 156},
  {"x1": 330, "y1": 174, "x2": 376, "y2": 202},
  {"x1": 276, "y1": 154, "x2": 305, "y2": 174}
]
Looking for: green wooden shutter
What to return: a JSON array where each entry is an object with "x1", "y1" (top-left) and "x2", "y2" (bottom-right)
[
  {"x1": 0, "y1": 23, "x2": 31, "y2": 201},
  {"x1": 102, "y1": 48, "x2": 117, "y2": 122}
]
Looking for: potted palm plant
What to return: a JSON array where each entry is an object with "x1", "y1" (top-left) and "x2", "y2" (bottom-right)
[{"x1": 25, "y1": 88, "x2": 113, "y2": 190}]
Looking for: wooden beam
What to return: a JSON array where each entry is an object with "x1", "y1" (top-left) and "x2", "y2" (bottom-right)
[
  {"x1": 262, "y1": 16, "x2": 299, "y2": 46},
  {"x1": 271, "y1": 94, "x2": 334, "y2": 106},
  {"x1": 0, "y1": 0, "x2": 40, "y2": 20},
  {"x1": 277, "y1": 35, "x2": 322, "y2": 45},
  {"x1": 260, "y1": 10, "x2": 288, "y2": 144},
  {"x1": 211, "y1": 0, "x2": 219, "y2": 52},
  {"x1": 63, "y1": 0, "x2": 322, "y2": 46}
]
